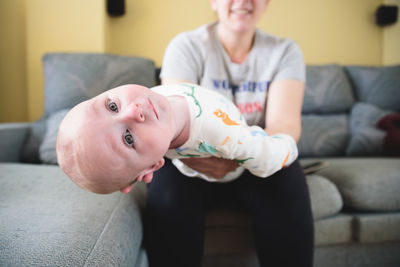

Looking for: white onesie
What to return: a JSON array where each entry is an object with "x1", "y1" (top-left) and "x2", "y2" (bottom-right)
[{"x1": 152, "y1": 83, "x2": 298, "y2": 182}]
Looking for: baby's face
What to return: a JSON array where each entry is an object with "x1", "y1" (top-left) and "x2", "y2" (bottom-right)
[{"x1": 64, "y1": 84, "x2": 174, "y2": 192}]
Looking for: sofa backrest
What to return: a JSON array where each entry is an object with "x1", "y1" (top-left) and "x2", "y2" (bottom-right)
[
  {"x1": 298, "y1": 64, "x2": 400, "y2": 158},
  {"x1": 20, "y1": 54, "x2": 400, "y2": 163}
]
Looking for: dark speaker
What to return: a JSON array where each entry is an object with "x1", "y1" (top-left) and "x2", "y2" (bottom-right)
[
  {"x1": 376, "y1": 5, "x2": 398, "y2": 26},
  {"x1": 107, "y1": 0, "x2": 125, "y2": 17}
]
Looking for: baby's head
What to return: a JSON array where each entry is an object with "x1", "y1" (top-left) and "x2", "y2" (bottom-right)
[{"x1": 57, "y1": 84, "x2": 175, "y2": 194}]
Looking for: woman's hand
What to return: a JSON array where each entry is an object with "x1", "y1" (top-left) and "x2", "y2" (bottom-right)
[{"x1": 181, "y1": 157, "x2": 239, "y2": 179}]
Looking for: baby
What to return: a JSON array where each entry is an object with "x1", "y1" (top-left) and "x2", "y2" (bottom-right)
[{"x1": 57, "y1": 83, "x2": 298, "y2": 194}]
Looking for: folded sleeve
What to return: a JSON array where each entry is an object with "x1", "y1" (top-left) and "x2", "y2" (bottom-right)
[{"x1": 232, "y1": 126, "x2": 299, "y2": 177}]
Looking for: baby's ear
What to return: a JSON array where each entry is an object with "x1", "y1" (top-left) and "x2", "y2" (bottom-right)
[
  {"x1": 140, "y1": 158, "x2": 165, "y2": 184},
  {"x1": 153, "y1": 158, "x2": 165, "y2": 171}
]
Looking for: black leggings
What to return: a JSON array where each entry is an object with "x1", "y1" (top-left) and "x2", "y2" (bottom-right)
[{"x1": 144, "y1": 159, "x2": 314, "y2": 267}]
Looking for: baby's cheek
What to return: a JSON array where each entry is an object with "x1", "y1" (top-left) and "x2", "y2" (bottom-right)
[{"x1": 143, "y1": 135, "x2": 168, "y2": 155}]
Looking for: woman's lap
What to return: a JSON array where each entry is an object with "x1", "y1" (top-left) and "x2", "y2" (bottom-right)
[{"x1": 144, "y1": 159, "x2": 314, "y2": 267}]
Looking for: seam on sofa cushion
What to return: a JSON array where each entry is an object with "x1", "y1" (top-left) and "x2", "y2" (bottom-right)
[{"x1": 83, "y1": 196, "x2": 124, "y2": 266}]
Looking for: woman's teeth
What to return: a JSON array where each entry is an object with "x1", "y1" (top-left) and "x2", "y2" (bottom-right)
[{"x1": 232, "y1": 9, "x2": 251, "y2": 14}]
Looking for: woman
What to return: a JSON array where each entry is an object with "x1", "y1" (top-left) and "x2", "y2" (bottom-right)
[{"x1": 144, "y1": 0, "x2": 314, "y2": 266}]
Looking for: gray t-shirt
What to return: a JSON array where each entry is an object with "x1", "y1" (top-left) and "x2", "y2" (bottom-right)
[{"x1": 160, "y1": 22, "x2": 305, "y2": 128}]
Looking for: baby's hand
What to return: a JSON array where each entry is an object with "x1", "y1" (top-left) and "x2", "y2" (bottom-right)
[{"x1": 136, "y1": 172, "x2": 154, "y2": 183}]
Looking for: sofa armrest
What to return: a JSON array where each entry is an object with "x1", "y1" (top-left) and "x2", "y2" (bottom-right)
[
  {"x1": 0, "y1": 164, "x2": 148, "y2": 266},
  {"x1": 0, "y1": 122, "x2": 31, "y2": 162}
]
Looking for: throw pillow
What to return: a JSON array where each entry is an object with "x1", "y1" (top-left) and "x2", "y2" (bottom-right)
[
  {"x1": 39, "y1": 109, "x2": 69, "y2": 164},
  {"x1": 377, "y1": 113, "x2": 400, "y2": 156},
  {"x1": 345, "y1": 65, "x2": 400, "y2": 111},
  {"x1": 346, "y1": 102, "x2": 392, "y2": 156},
  {"x1": 302, "y1": 64, "x2": 355, "y2": 114},
  {"x1": 43, "y1": 53, "x2": 156, "y2": 117},
  {"x1": 298, "y1": 114, "x2": 349, "y2": 157}
]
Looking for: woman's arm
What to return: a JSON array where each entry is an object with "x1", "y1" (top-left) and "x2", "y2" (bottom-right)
[{"x1": 265, "y1": 80, "x2": 305, "y2": 142}]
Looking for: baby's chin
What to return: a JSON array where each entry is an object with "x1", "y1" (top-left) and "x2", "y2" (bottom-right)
[
  {"x1": 90, "y1": 184, "x2": 120, "y2": 195},
  {"x1": 125, "y1": 84, "x2": 149, "y2": 91}
]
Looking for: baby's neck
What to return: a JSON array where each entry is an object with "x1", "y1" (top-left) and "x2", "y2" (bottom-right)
[{"x1": 168, "y1": 95, "x2": 190, "y2": 149}]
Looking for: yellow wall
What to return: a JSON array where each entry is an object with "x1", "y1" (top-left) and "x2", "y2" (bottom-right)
[
  {"x1": 0, "y1": 0, "x2": 27, "y2": 122},
  {"x1": 25, "y1": 0, "x2": 107, "y2": 121},
  {"x1": 109, "y1": 0, "x2": 383, "y2": 66},
  {"x1": 1, "y1": 0, "x2": 399, "y2": 122},
  {"x1": 261, "y1": 0, "x2": 382, "y2": 65},
  {"x1": 383, "y1": 0, "x2": 400, "y2": 64},
  {"x1": 108, "y1": 0, "x2": 215, "y2": 67}
]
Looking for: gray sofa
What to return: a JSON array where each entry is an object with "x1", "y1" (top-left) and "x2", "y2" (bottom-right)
[{"x1": 1, "y1": 53, "x2": 399, "y2": 267}]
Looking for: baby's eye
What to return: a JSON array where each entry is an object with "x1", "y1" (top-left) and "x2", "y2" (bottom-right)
[
  {"x1": 124, "y1": 130, "x2": 134, "y2": 147},
  {"x1": 108, "y1": 101, "x2": 118, "y2": 112}
]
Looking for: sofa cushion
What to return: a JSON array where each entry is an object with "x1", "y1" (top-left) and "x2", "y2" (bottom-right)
[
  {"x1": 346, "y1": 103, "x2": 392, "y2": 156},
  {"x1": 303, "y1": 65, "x2": 355, "y2": 113},
  {"x1": 298, "y1": 114, "x2": 349, "y2": 157},
  {"x1": 314, "y1": 214, "x2": 353, "y2": 246},
  {"x1": 43, "y1": 53, "x2": 156, "y2": 117},
  {"x1": 345, "y1": 65, "x2": 400, "y2": 111},
  {"x1": 39, "y1": 109, "x2": 69, "y2": 164},
  {"x1": 314, "y1": 242, "x2": 400, "y2": 267},
  {"x1": 354, "y1": 213, "x2": 400, "y2": 243},
  {"x1": 0, "y1": 163, "x2": 147, "y2": 266},
  {"x1": 306, "y1": 174, "x2": 343, "y2": 220},
  {"x1": 316, "y1": 158, "x2": 400, "y2": 211}
]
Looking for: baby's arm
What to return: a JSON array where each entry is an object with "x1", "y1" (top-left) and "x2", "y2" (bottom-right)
[{"x1": 230, "y1": 125, "x2": 298, "y2": 178}]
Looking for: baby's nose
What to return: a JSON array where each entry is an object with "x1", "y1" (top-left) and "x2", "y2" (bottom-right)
[{"x1": 122, "y1": 102, "x2": 145, "y2": 122}]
